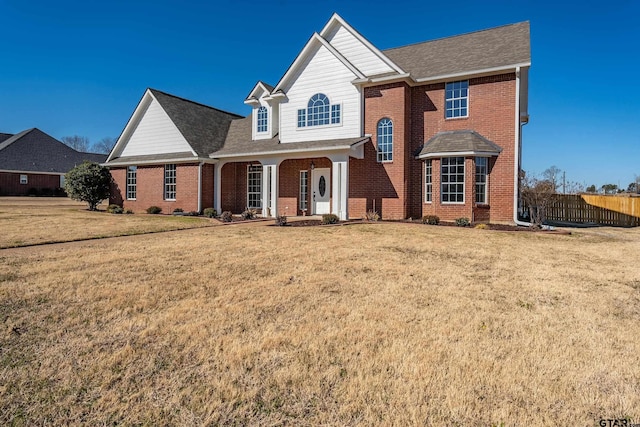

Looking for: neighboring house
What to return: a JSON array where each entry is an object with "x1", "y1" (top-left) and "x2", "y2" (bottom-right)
[
  {"x1": 106, "y1": 14, "x2": 530, "y2": 223},
  {"x1": 0, "y1": 128, "x2": 107, "y2": 196}
]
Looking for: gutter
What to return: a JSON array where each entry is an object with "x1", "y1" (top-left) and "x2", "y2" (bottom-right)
[{"x1": 513, "y1": 66, "x2": 530, "y2": 227}]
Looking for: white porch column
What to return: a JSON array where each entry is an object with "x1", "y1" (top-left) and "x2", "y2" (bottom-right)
[
  {"x1": 330, "y1": 154, "x2": 349, "y2": 220},
  {"x1": 261, "y1": 160, "x2": 281, "y2": 218},
  {"x1": 214, "y1": 161, "x2": 226, "y2": 214}
]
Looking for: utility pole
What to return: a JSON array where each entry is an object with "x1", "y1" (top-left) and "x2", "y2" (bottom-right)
[{"x1": 562, "y1": 171, "x2": 566, "y2": 194}]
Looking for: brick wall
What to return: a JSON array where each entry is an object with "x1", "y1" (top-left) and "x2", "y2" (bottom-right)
[
  {"x1": 356, "y1": 82, "x2": 411, "y2": 220},
  {"x1": 0, "y1": 172, "x2": 62, "y2": 196},
  {"x1": 412, "y1": 73, "x2": 517, "y2": 222},
  {"x1": 110, "y1": 163, "x2": 205, "y2": 213}
]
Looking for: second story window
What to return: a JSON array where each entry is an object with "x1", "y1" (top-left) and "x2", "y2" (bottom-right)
[
  {"x1": 257, "y1": 106, "x2": 268, "y2": 133},
  {"x1": 445, "y1": 80, "x2": 468, "y2": 118},
  {"x1": 376, "y1": 118, "x2": 393, "y2": 162},
  {"x1": 297, "y1": 93, "x2": 341, "y2": 128}
]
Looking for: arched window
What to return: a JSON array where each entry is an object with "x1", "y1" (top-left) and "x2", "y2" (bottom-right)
[
  {"x1": 377, "y1": 118, "x2": 393, "y2": 162},
  {"x1": 256, "y1": 106, "x2": 268, "y2": 133},
  {"x1": 307, "y1": 93, "x2": 330, "y2": 126},
  {"x1": 297, "y1": 93, "x2": 341, "y2": 128}
]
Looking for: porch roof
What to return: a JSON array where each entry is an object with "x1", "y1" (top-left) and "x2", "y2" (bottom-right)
[
  {"x1": 210, "y1": 116, "x2": 369, "y2": 159},
  {"x1": 416, "y1": 130, "x2": 503, "y2": 159},
  {"x1": 102, "y1": 151, "x2": 211, "y2": 166}
]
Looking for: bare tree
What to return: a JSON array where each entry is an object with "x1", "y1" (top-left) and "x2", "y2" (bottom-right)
[
  {"x1": 93, "y1": 137, "x2": 116, "y2": 154},
  {"x1": 61, "y1": 135, "x2": 90, "y2": 152},
  {"x1": 521, "y1": 173, "x2": 555, "y2": 228},
  {"x1": 542, "y1": 165, "x2": 562, "y2": 193}
]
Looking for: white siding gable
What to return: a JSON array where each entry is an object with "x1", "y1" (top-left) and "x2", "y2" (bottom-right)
[
  {"x1": 120, "y1": 98, "x2": 194, "y2": 157},
  {"x1": 324, "y1": 25, "x2": 395, "y2": 77},
  {"x1": 280, "y1": 43, "x2": 361, "y2": 143}
]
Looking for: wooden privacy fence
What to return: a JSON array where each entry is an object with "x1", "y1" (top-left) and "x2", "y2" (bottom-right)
[{"x1": 543, "y1": 194, "x2": 640, "y2": 227}]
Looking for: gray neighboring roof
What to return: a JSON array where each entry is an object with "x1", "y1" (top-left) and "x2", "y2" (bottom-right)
[
  {"x1": 383, "y1": 22, "x2": 530, "y2": 81},
  {"x1": 417, "y1": 130, "x2": 503, "y2": 158},
  {"x1": 0, "y1": 128, "x2": 107, "y2": 173},
  {"x1": 211, "y1": 115, "x2": 368, "y2": 158},
  {"x1": 0, "y1": 133, "x2": 13, "y2": 143},
  {"x1": 149, "y1": 89, "x2": 243, "y2": 157}
]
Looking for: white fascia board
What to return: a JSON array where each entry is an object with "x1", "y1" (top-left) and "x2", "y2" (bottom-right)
[
  {"x1": 106, "y1": 89, "x2": 153, "y2": 162},
  {"x1": 414, "y1": 62, "x2": 532, "y2": 84},
  {"x1": 244, "y1": 97, "x2": 260, "y2": 105},
  {"x1": 352, "y1": 73, "x2": 412, "y2": 86},
  {"x1": 102, "y1": 157, "x2": 218, "y2": 167},
  {"x1": 273, "y1": 33, "x2": 364, "y2": 93},
  {"x1": 416, "y1": 150, "x2": 500, "y2": 159},
  {"x1": 0, "y1": 169, "x2": 64, "y2": 176},
  {"x1": 210, "y1": 144, "x2": 358, "y2": 160},
  {"x1": 320, "y1": 13, "x2": 406, "y2": 74}
]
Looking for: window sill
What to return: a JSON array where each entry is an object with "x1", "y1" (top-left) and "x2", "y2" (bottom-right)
[
  {"x1": 445, "y1": 116, "x2": 469, "y2": 121},
  {"x1": 441, "y1": 202, "x2": 466, "y2": 205},
  {"x1": 297, "y1": 122, "x2": 343, "y2": 131}
]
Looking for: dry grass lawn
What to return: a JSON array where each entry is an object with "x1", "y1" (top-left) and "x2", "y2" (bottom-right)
[
  {"x1": 1, "y1": 213, "x2": 640, "y2": 425},
  {"x1": 0, "y1": 197, "x2": 212, "y2": 248}
]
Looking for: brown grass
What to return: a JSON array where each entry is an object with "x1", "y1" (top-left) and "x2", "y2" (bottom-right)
[
  {"x1": 1, "y1": 209, "x2": 640, "y2": 425},
  {"x1": 0, "y1": 197, "x2": 212, "y2": 248}
]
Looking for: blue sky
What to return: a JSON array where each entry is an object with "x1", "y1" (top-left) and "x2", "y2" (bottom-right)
[{"x1": 1, "y1": 0, "x2": 638, "y2": 189}]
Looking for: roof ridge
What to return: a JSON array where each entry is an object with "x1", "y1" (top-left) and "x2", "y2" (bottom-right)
[
  {"x1": 0, "y1": 128, "x2": 36, "y2": 151},
  {"x1": 148, "y1": 88, "x2": 244, "y2": 118},
  {"x1": 383, "y1": 21, "x2": 530, "y2": 53}
]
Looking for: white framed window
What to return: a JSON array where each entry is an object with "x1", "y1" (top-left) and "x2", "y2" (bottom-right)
[
  {"x1": 425, "y1": 160, "x2": 432, "y2": 203},
  {"x1": 257, "y1": 106, "x2": 268, "y2": 133},
  {"x1": 299, "y1": 170, "x2": 308, "y2": 211},
  {"x1": 475, "y1": 157, "x2": 488, "y2": 204},
  {"x1": 20, "y1": 174, "x2": 28, "y2": 185},
  {"x1": 445, "y1": 80, "x2": 469, "y2": 118},
  {"x1": 126, "y1": 166, "x2": 137, "y2": 200},
  {"x1": 297, "y1": 109, "x2": 306, "y2": 128},
  {"x1": 297, "y1": 93, "x2": 341, "y2": 127},
  {"x1": 164, "y1": 164, "x2": 176, "y2": 200},
  {"x1": 376, "y1": 118, "x2": 393, "y2": 162},
  {"x1": 441, "y1": 157, "x2": 465, "y2": 203},
  {"x1": 247, "y1": 165, "x2": 262, "y2": 209}
]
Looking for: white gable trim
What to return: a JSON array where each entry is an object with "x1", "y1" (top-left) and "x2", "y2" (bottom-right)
[
  {"x1": 320, "y1": 13, "x2": 405, "y2": 75},
  {"x1": 273, "y1": 33, "x2": 365, "y2": 93},
  {"x1": 244, "y1": 81, "x2": 273, "y2": 104},
  {"x1": 107, "y1": 90, "x2": 197, "y2": 162}
]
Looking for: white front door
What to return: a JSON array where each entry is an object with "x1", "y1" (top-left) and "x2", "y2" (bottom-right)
[{"x1": 312, "y1": 168, "x2": 331, "y2": 215}]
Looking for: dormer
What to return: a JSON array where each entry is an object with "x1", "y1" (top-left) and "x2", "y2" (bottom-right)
[{"x1": 244, "y1": 81, "x2": 280, "y2": 140}]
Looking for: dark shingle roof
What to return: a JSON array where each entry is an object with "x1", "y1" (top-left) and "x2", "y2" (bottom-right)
[
  {"x1": 0, "y1": 133, "x2": 13, "y2": 143},
  {"x1": 149, "y1": 89, "x2": 243, "y2": 157},
  {"x1": 211, "y1": 115, "x2": 368, "y2": 158},
  {"x1": 0, "y1": 128, "x2": 107, "y2": 173},
  {"x1": 417, "y1": 130, "x2": 503, "y2": 158},
  {"x1": 384, "y1": 22, "x2": 530, "y2": 80}
]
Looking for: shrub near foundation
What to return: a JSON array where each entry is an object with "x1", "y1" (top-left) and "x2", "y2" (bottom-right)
[
  {"x1": 203, "y1": 208, "x2": 217, "y2": 218},
  {"x1": 322, "y1": 213, "x2": 339, "y2": 225},
  {"x1": 422, "y1": 215, "x2": 440, "y2": 225},
  {"x1": 146, "y1": 206, "x2": 162, "y2": 214}
]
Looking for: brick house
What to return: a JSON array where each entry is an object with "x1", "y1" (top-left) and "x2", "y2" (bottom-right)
[
  {"x1": 0, "y1": 128, "x2": 106, "y2": 196},
  {"x1": 106, "y1": 14, "x2": 530, "y2": 223}
]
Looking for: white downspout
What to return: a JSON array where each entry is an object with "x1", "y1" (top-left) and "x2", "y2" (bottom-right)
[
  {"x1": 513, "y1": 66, "x2": 530, "y2": 226},
  {"x1": 197, "y1": 161, "x2": 203, "y2": 213}
]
